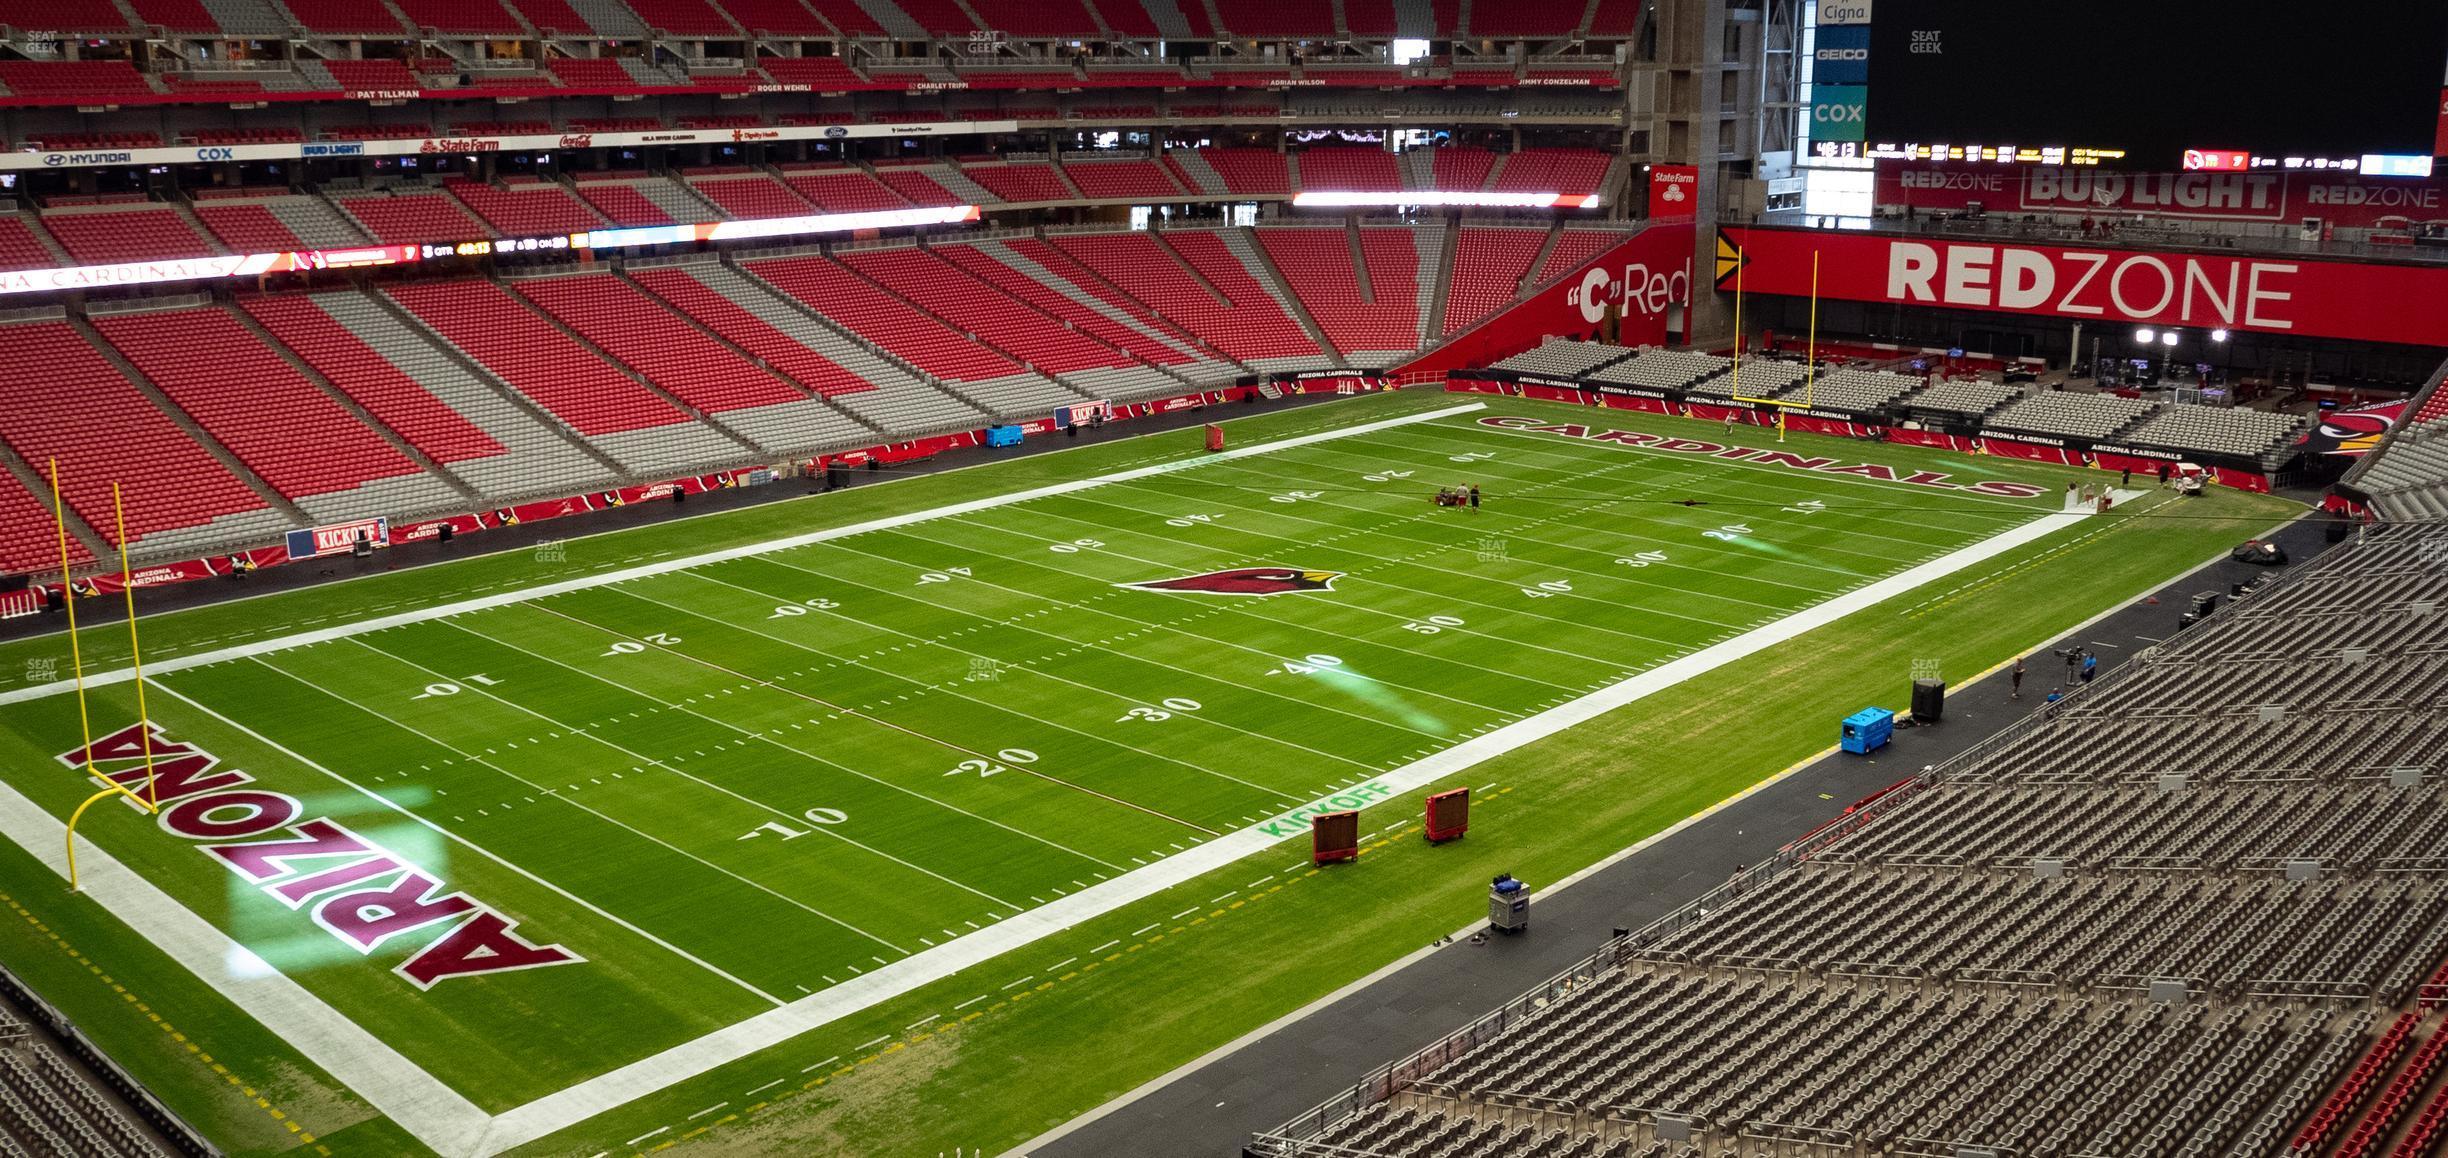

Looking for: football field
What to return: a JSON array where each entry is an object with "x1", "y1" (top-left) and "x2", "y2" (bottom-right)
[{"x1": 0, "y1": 393, "x2": 2177, "y2": 1155}]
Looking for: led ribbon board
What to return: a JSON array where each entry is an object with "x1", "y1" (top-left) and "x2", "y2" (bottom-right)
[{"x1": 0, "y1": 206, "x2": 984, "y2": 297}]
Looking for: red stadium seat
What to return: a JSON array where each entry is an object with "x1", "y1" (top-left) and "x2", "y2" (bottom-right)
[
  {"x1": 93, "y1": 308, "x2": 432, "y2": 504},
  {"x1": 0, "y1": 321, "x2": 269, "y2": 549}
]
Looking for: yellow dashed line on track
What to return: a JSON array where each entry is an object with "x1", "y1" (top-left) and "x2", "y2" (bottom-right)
[{"x1": 0, "y1": 892, "x2": 314, "y2": 1145}]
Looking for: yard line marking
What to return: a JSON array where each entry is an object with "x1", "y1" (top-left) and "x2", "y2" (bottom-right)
[
  {"x1": 1091, "y1": 940, "x2": 1120, "y2": 954},
  {"x1": 0, "y1": 759, "x2": 492, "y2": 1156},
  {"x1": 686, "y1": 1103, "x2": 727, "y2": 1120},
  {"x1": 800, "y1": 1057, "x2": 840, "y2": 1073},
  {"x1": 855, "y1": 1035, "x2": 891, "y2": 1051},
  {"x1": 327, "y1": 642, "x2": 920, "y2": 952},
  {"x1": 468, "y1": 499, "x2": 2097, "y2": 1158},
  {"x1": 593, "y1": 576, "x2": 1263, "y2": 828},
  {"x1": 435, "y1": 614, "x2": 1131, "y2": 882},
  {"x1": 1001, "y1": 976, "x2": 1034, "y2": 990},
  {"x1": 954, "y1": 995, "x2": 988, "y2": 1010},
  {"x1": 744, "y1": 1079, "x2": 782, "y2": 1096},
  {"x1": 1050, "y1": 957, "x2": 1078, "y2": 970},
  {"x1": 0, "y1": 401, "x2": 1489, "y2": 708},
  {"x1": 206, "y1": 661, "x2": 802, "y2": 993},
  {"x1": 626, "y1": 1127, "x2": 669, "y2": 1146},
  {"x1": 906, "y1": 1014, "x2": 939, "y2": 1030}
]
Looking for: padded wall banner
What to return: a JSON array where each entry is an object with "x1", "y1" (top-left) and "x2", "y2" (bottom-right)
[
  {"x1": 1873, "y1": 161, "x2": 2448, "y2": 228},
  {"x1": 1397, "y1": 224, "x2": 1696, "y2": 378},
  {"x1": 1716, "y1": 225, "x2": 2448, "y2": 348}
]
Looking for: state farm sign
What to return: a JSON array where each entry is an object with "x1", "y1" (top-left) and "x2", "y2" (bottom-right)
[{"x1": 1718, "y1": 226, "x2": 2448, "y2": 348}]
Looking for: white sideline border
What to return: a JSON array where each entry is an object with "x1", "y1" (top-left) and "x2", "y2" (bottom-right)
[
  {"x1": 0, "y1": 402, "x2": 2104, "y2": 1157},
  {"x1": 0, "y1": 401, "x2": 1490, "y2": 709},
  {"x1": 1008, "y1": 507, "x2": 2310, "y2": 1158},
  {"x1": 469, "y1": 505, "x2": 2096, "y2": 1156},
  {"x1": 0, "y1": 390, "x2": 1397, "y2": 647}
]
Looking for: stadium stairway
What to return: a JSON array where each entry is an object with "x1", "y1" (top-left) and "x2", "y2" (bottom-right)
[
  {"x1": 1070, "y1": 229, "x2": 1324, "y2": 371},
  {"x1": 676, "y1": 258, "x2": 989, "y2": 436},
  {"x1": 0, "y1": 445, "x2": 104, "y2": 575},
  {"x1": 510, "y1": 267, "x2": 873, "y2": 456},
  {"x1": 241, "y1": 289, "x2": 617, "y2": 505},
  {"x1": 381, "y1": 278, "x2": 753, "y2": 478},
  {"x1": 90, "y1": 305, "x2": 463, "y2": 523},
  {"x1": 966, "y1": 237, "x2": 1244, "y2": 384},
  {"x1": 1203, "y1": 227, "x2": 1345, "y2": 366},
  {"x1": 0, "y1": 318, "x2": 290, "y2": 561},
  {"x1": 777, "y1": 246, "x2": 1089, "y2": 419}
]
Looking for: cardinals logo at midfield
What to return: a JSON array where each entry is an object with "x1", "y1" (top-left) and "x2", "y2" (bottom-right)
[{"x1": 1123, "y1": 566, "x2": 1342, "y2": 597}]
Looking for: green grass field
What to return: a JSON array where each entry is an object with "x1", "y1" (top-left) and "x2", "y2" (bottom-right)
[{"x1": 0, "y1": 391, "x2": 2299, "y2": 1156}]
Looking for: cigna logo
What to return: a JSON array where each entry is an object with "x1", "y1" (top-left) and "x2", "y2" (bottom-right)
[{"x1": 1573, "y1": 260, "x2": 1690, "y2": 323}]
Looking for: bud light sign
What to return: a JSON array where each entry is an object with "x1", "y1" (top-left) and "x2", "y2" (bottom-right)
[{"x1": 1812, "y1": 25, "x2": 1870, "y2": 84}]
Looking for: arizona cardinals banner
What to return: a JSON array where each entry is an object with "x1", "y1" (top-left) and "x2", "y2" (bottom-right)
[
  {"x1": 2296, "y1": 401, "x2": 2411, "y2": 456},
  {"x1": 1716, "y1": 225, "x2": 2448, "y2": 349}
]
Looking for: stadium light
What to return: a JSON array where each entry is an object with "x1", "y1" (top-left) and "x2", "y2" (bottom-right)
[
  {"x1": 2161, "y1": 331, "x2": 2180, "y2": 347},
  {"x1": 1290, "y1": 191, "x2": 1602, "y2": 209},
  {"x1": 0, "y1": 206, "x2": 985, "y2": 297},
  {"x1": 2133, "y1": 327, "x2": 2155, "y2": 344},
  {"x1": 2210, "y1": 328, "x2": 2230, "y2": 342}
]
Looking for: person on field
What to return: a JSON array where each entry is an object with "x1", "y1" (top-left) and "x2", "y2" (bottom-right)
[
  {"x1": 1469, "y1": 484, "x2": 1481, "y2": 510},
  {"x1": 2010, "y1": 657, "x2": 2026, "y2": 700}
]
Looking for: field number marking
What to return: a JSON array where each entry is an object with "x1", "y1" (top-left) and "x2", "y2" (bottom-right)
[
  {"x1": 943, "y1": 749, "x2": 1041, "y2": 778},
  {"x1": 1116, "y1": 698, "x2": 1202, "y2": 723},
  {"x1": 411, "y1": 673, "x2": 499, "y2": 700}
]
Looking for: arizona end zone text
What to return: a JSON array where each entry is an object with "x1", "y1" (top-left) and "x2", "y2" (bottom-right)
[
  {"x1": 1476, "y1": 417, "x2": 2054, "y2": 497},
  {"x1": 58, "y1": 723, "x2": 582, "y2": 989}
]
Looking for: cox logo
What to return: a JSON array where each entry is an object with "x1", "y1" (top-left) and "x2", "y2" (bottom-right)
[
  {"x1": 1813, "y1": 103, "x2": 1866, "y2": 124},
  {"x1": 1573, "y1": 261, "x2": 1689, "y2": 324},
  {"x1": 195, "y1": 147, "x2": 236, "y2": 161}
]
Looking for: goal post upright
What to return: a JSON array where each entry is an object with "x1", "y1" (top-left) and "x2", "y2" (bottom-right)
[
  {"x1": 1727, "y1": 248, "x2": 1821, "y2": 443},
  {"x1": 52, "y1": 468, "x2": 160, "y2": 893}
]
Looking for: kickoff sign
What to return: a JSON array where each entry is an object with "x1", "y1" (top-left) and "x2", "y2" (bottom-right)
[
  {"x1": 287, "y1": 516, "x2": 389, "y2": 560},
  {"x1": 1717, "y1": 225, "x2": 2448, "y2": 348}
]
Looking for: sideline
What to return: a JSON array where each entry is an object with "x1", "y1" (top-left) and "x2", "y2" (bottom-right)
[
  {"x1": 1009, "y1": 510, "x2": 2306, "y2": 1158},
  {"x1": 469, "y1": 503, "x2": 2096, "y2": 1156},
  {"x1": 0, "y1": 402, "x2": 1486, "y2": 709}
]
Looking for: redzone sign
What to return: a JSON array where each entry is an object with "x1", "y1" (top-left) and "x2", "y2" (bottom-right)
[
  {"x1": 1718, "y1": 226, "x2": 2448, "y2": 348},
  {"x1": 62, "y1": 723, "x2": 582, "y2": 989}
]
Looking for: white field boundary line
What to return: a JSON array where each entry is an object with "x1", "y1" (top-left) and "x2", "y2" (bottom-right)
[
  {"x1": 0, "y1": 402, "x2": 1490, "y2": 710},
  {"x1": 0, "y1": 776, "x2": 494, "y2": 1155},
  {"x1": 0, "y1": 391, "x2": 1399, "y2": 647},
  {"x1": 1006, "y1": 508, "x2": 2310, "y2": 1158},
  {"x1": 466, "y1": 502, "x2": 2097, "y2": 1157}
]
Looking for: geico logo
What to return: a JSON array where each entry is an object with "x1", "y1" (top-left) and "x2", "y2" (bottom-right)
[
  {"x1": 1813, "y1": 104, "x2": 1866, "y2": 123},
  {"x1": 1816, "y1": 48, "x2": 1868, "y2": 60}
]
